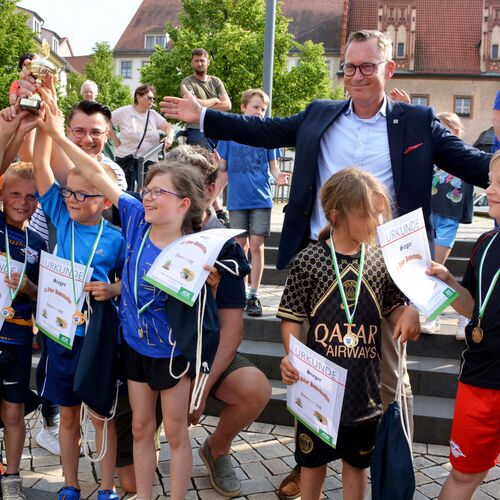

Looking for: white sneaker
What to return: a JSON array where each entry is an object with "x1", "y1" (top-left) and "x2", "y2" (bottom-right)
[
  {"x1": 421, "y1": 317, "x2": 441, "y2": 333},
  {"x1": 36, "y1": 424, "x2": 61, "y2": 456},
  {"x1": 456, "y1": 315, "x2": 469, "y2": 341},
  {"x1": 1, "y1": 475, "x2": 26, "y2": 499}
]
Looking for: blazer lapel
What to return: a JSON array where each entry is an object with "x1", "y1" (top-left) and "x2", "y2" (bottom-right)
[{"x1": 386, "y1": 98, "x2": 405, "y2": 197}]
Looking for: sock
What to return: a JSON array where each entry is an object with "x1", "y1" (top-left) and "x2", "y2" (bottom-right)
[{"x1": 249, "y1": 287, "x2": 258, "y2": 297}]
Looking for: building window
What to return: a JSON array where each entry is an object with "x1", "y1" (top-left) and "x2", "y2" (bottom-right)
[
  {"x1": 145, "y1": 34, "x2": 167, "y2": 49},
  {"x1": 52, "y1": 38, "x2": 59, "y2": 54},
  {"x1": 492, "y1": 44, "x2": 499, "y2": 59},
  {"x1": 120, "y1": 61, "x2": 132, "y2": 79},
  {"x1": 396, "y1": 42, "x2": 405, "y2": 58},
  {"x1": 454, "y1": 97, "x2": 472, "y2": 118},
  {"x1": 411, "y1": 95, "x2": 428, "y2": 106},
  {"x1": 33, "y1": 18, "x2": 41, "y2": 34},
  {"x1": 141, "y1": 60, "x2": 149, "y2": 67}
]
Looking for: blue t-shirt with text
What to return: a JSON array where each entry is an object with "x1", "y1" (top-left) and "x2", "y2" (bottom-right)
[{"x1": 217, "y1": 140, "x2": 277, "y2": 210}]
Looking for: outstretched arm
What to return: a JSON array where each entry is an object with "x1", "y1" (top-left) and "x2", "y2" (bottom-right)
[{"x1": 37, "y1": 86, "x2": 121, "y2": 207}]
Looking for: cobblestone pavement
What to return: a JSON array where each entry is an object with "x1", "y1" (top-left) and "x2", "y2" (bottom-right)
[{"x1": 8, "y1": 414, "x2": 500, "y2": 499}]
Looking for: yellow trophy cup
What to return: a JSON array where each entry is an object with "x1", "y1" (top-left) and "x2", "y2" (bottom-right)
[{"x1": 19, "y1": 40, "x2": 56, "y2": 112}]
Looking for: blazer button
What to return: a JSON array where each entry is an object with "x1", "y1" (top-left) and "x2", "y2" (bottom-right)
[{"x1": 304, "y1": 211, "x2": 309, "y2": 216}]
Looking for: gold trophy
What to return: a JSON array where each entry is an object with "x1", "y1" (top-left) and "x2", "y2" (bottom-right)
[{"x1": 19, "y1": 39, "x2": 56, "y2": 112}]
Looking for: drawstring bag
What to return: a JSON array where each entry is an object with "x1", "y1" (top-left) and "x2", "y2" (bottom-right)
[
  {"x1": 371, "y1": 342, "x2": 415, "y2": 500},
  {"x1": 73, "y1": 297, "x2": 120, "y2": 417}
]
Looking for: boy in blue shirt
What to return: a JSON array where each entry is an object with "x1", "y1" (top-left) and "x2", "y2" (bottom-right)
[
  {"x1": 215, "y1": 89, "x2": 287, "y2": 316},
  {"x1": 0, "y1": 162, "x2": 46, "y2": 499},
  {"x1": 33, "y1": 126, "x2": 125, "y2": 500}
]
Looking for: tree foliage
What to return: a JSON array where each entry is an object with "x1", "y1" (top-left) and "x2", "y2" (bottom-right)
[
  {"x1": 59, "y1": 42, "x2": 132, "y2": 115},
  {"x1": 141, "y1": 0, "x2": 343, "y2": 118},
  {"x1": 0, "y1": 1, "x2": 35, "y2": 109}
]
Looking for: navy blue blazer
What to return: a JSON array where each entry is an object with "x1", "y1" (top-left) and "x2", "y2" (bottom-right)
[{"x1": 205, "y1": 98, "x2": 491, "y2": 269}]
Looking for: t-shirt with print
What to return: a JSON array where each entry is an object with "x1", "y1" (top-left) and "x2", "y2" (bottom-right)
[
  {"x1": 459, "y1": 230, "x2": 500, "y2": 389},
  {"x1": 277, "y1": 241, "x2": 406, "y2": 425},
  {"x1": 217, "y1": 140, "x2": 277, "y2": 210},
  {"x1": 0, "y1": 212, "x2": 46, "y2": 345},
  {"x1": 112, "y1": 106, "x2": 167, "y2": 162},
  {"x1": 181, "y1": 75, "x2": 227, "y2": 129},
  {"x1": 36, "y1": 182, "x2": 125, "y2": 337},
  {"x1": 118, "y1": 193, "x2": 180, "y2": 359}
]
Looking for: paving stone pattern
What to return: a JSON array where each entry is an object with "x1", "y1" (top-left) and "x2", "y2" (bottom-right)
[{"x1": 5, "y1": 414, "x2": 499, "y2": 499}]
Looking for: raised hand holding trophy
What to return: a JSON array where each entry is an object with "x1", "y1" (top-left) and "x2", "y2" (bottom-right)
[{"x1": 19, "y1": 39, "x2": 56, "y2": 112}]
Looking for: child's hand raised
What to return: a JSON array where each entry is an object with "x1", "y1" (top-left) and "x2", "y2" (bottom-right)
[
  {"x1": 280, "y1": 355, "x2": 299, "y2": 385},
  {"x1": 35, "y1": 86, "x2": 64, "y2": 139}
]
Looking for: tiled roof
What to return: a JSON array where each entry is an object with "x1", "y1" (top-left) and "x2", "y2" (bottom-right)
[
  {"x1": 346, "y1": 0, "x2": 483, "y2": 75},
  {"x1": 114, "y1": 0, "x2": 343, "y2": 53},
  {"x1": 65, "y1": 55, "x2": 91, "y2": 74}
]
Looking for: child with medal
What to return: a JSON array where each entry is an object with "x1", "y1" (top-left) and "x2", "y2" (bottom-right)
[
  {"x1": 428, "y1": 152, "x2": 500, "y2": 499},
  {"x1": 32, "y1": 86, "x2": 126, "y2": 500},
  {"x1": 36, "y1": 84, "x2": 221, "y2": 500},
  {"x1": 278, "y1": 168, "x2": 420, "y2": 500},
  {"x1": 0, "y1": 162, "x2": 46, "y2": 499}
]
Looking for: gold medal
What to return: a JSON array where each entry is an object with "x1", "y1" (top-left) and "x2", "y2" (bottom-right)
[
  {"x1": 1, "y1": 306, "x2": 15, "y2": 319},
  {"x1": 343, "y1": 331, "x2": 359, "y2": 348},
  {"x1": 472, "y1": 325, "x2": 483, "y2": 343},
  {"x1": 72, "y1": 311, "x2": 86, "y2": 326}
]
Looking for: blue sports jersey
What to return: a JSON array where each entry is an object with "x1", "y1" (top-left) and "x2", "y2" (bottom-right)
[
  {"x1": 118, "y1": 193, "x2": 179, "y2": 359},
  {"x1": 217, "y1": 141, "x2": 277, "y2": 210},
  {"x1": 37, "y1": 183, "x2": 125, "y2": 336},
  {"x1": 0, "y1": 212, "x2": 46, "y2": 345}
]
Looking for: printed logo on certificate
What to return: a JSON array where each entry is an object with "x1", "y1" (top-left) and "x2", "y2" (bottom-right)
[
  {"x1": 287, "y1": 337, "x2": 347, "y2": 448},
  {"x1": 35, "y1": 251, "x2": 93, "y2": 349},
  {"x1": 377, "y1": 208, "x2": 458, "y2": 320},
  {"x1": 145, "y1": 228, "x2": 244, "y2": 306},
  {"x1": 0, "y1": 255, "x2": 24, "y2": 331}
]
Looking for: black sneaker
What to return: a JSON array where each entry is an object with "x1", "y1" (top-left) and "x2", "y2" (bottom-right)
[
  {"x1": 216, "y1": 210, "x2": 230, "y2": 228},
  {"x1": 246, "y1": 296, "x2": 262, "y2": 317}
]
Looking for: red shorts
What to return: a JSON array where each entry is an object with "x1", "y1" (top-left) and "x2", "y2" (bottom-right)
[{"x1": 449, "y1": 382, "x2": 500, "y2": 474}]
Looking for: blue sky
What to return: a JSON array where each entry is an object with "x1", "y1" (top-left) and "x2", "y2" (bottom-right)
[{"x1": 18, "y1": 0, "x2": 143, "y2": 55}]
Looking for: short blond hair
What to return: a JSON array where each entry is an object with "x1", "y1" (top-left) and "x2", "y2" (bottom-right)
[
  {"x1": 437, "y1": 112, "x2": 465, "y2": 139},
  {"x1": 490, "y1": 151, "x2": 500, "y2": 173},
  {"x1": 241, "y1": 89, "x2": 269, "y2": 107},
  {"x1": 346, "y1": 30, "x2": 393, "y2": 61},
  {"x1": 2, "y1": 162, "x2": 35, "y2": 188}
]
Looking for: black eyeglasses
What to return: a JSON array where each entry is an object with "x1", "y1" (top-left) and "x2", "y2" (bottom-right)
[
  {"x1": 139, "y1": 187, "x2": 182, "y2": 200},
  {"x1": 69, "y1": 127, "x2": 108, "y2": 139},
  {"x1": 341, "y1": 60, "x2": 388, "y2": 77},
  {"x1": 60, "y1": 188, "x2": 104, "y2": 202}
]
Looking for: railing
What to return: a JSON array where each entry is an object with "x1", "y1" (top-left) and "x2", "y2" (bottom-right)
[
  {"x1": 136, "y1": 142, "x2": 165, "y2": 189},
  {"x1": 273, "y1": 147, "x2": 295, "y2": 203}
]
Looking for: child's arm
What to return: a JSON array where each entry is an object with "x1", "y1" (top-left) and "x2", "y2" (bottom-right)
[
  {"x1": 280, "y1": 320, "x2": 301, "y2": 385},
  {"x1": 426, "y1": 262, "x2": 474, "y2": 318},
  {"x1": 84, "y1": 280, "x2": 121, "y2": 301},
  {"x1": 37, "y1": 86, "x2": 121, "y2": 207},
  {"x1": 1, "y1": 113, "x2": 37, "y2": 171},
  {"x1": 32, "y1": 126, "x2": 56, "y2": 196},
  {"x1": 5, "y1": 272, "x2": 37, "y2": 301},
  {"x1": 269, "y1": 159, "x2": 288, "y2": 186},
  {"x1": 212, "y1": 160, "x2": 228, "y2": 201},
  {"x1": 387, "y1": 304, "x2": 420, "y2": 342}
]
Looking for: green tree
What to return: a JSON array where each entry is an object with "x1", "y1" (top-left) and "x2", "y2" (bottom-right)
[
  {"x1": 0, "y1": 0, "x2": 35, "y2": 109},
  {"x1": 141, "y1": 0, "x2": 343, "y2": 118},
  {"x1": 59, "y1": 42, "x2": 132, "y2": 115}
]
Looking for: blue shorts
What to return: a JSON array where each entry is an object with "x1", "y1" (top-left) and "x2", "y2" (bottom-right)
[
  {"x1": 41, "y1": 336, "x2": 84, "y2": 407},
  {"x1": 433, "y1": 214, "x2": 459, "y2": 249},
  {"x1": 0, "y1": 342, "x2": 32, "y2": 404}
]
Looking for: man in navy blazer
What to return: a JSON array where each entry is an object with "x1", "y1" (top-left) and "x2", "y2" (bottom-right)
[{"x1": 162, "y1": 29, "x2": 491, "y2": 499}]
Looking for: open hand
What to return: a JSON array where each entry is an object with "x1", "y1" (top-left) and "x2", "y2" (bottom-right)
[{"x1": 160, "y1": 85, "x2": 203, "y2": 123}]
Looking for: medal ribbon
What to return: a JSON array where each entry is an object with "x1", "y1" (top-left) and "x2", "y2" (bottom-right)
[
  {"x1": 4, "y1": 226, "x2": 29, "y2": 301},
  {"x1": 134, "y1": 226, "x2": 156, "y2": 324},
  {"x1": 328, "y1": 229, "x2": 365, "y2": 325},
  {"x1": 70, "y1": 219, "x2": 104, "y2": 307},
  {"x1": 477, "y1": 231, "x2": 500, "y2": 321}
]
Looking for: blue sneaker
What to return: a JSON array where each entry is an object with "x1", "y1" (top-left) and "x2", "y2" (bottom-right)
[
  {"x1": 97, "y1": 490, "x2": 119, "y2": 500},
  {"x1": 58, "y1": 486, "x2": 80, "y2": 499}
]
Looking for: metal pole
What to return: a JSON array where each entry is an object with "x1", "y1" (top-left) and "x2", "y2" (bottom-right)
[{"x1": 263, "y1": 0, "x2": 276, "y2": 117}]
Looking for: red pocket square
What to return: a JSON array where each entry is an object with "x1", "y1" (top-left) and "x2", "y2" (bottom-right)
[{"x1": 404, "y1": 143, "x2": 423, "y2": 154}]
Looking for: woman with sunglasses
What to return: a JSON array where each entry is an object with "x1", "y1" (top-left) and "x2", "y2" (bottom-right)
[{"x1": 112, "y1": 84, "x2": 174, "y2": 190}]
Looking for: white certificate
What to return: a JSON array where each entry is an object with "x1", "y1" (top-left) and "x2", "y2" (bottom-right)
[
  {"x1": 145, "y1": 228, "x2": 244, "y2": 306},
  {"x1": 377, "y1": 208, "x2": 458, "y2": 320},
  {"x1": 0, "y1": 255, "x2": 24, "y2": 330},
  {"x1": 287, "y1": 336, "x2": 347, "y2": 448},
  {"x1": 35, "y1": 251, "x2": 93, "y2": 349}
]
